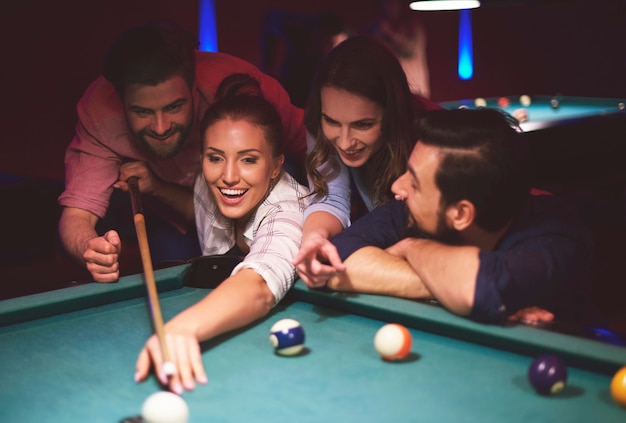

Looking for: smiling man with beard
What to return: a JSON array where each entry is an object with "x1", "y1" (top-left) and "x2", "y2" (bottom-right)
[
  {"x1": 325, "y1": 108, "x2": 594, "y2": 325},
  {"x1": 57, "y1": 21, "x2": 306, "y2": 282}
]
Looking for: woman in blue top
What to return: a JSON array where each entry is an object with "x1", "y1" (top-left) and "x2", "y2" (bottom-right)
[{"x1": 293, "y1": 35, "x2": 440, "y2": 287}]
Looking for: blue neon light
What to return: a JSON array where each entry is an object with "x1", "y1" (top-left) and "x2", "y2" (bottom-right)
[
  {"x1": 199, "y1": 0, "x2": 218, "y2": 52},
  {"x1": 458, "y1": 9, "x2": 473, "y2": 80}
]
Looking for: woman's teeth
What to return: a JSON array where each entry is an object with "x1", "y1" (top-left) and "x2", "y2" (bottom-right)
[{"x1": 220, "y1": 188, "x2": 247, "y2": 197}]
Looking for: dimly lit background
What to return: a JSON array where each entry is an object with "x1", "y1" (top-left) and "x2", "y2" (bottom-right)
[{"x1": 2, "y1": 0, "x2": 624, "y2": 180}]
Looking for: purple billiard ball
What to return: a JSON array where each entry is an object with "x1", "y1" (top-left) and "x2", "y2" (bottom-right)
[
  {"x1": 550, "y1": 98, "x2": 560, "y2": 109},
  {"x1": 528, "y1": 354, "x2": 568, "y2": 395}
]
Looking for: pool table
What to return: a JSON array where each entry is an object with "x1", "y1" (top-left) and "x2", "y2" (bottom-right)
[
  {"x1": 440, "y1": 95, "x2": 626, "y2": 192},
  {"x1": 1, "y1": 264, "x2": 625, "y2": 422}
]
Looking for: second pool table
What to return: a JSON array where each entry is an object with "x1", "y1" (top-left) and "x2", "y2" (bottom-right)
[{"x1": 440, "y1": 95, "x2": 626, "y2": 191}]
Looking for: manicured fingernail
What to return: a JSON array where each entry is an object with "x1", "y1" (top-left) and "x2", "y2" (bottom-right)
[
  {"x1": 198, "y1": 374, "x2": 208, "y2": 384},
  {"x1": 172, "y1": 383, "x2": 184, "y2": 395}
]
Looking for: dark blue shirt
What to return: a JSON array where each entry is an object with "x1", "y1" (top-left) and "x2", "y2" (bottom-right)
[{"x1": 331, "y1": 196, "x2": 593, "y2": 324}]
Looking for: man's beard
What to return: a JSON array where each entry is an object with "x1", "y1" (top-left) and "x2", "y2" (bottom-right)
[
  {"x1": 136, "y1": 123, "x2": 190, "y2": 159},
  {"x1": 403, "y1": 205, "x2": 462, "y2": 245}
]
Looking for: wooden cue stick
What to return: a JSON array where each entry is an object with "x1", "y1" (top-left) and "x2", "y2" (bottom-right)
[{"x1": 127, "y1": 177, "x2": 175, "y2": 377}]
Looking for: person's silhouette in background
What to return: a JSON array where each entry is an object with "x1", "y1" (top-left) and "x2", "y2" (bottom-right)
[
  {"x1": 261, "y1": 10, "x2": 350, "y2": 107},
  {"x1": 368, "y1": 0, "x2": 431, "y2": 98}
]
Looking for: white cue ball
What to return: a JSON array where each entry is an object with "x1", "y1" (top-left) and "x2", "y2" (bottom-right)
[
  {"x1": 142, "y1": 391, "x2": 189, "y2": 423},
  {"x1": 474, "y1": 97, "x2": 487, "y2": 108},
  {"x1": 519, "y1": 95, "x2": 531, "y2": 107}
]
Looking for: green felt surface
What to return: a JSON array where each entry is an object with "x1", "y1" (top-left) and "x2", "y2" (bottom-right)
[
  {"x1": 1, "y1": 265, "x2": 625, "y2": 422},
  {"x1": 290, "y1": 281, "x2": 626, "y2": 375}
]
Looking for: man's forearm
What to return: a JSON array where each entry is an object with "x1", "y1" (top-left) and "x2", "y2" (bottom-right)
[
  {"x1": 58, "y1": 207, "x2": 98, "y2": 266},
  {"x1": 326, "y1": 246, "x2": 433, "y2": 299},
  {"x1": 401, "y1": 238, "x2": 479, "y2": 316}
]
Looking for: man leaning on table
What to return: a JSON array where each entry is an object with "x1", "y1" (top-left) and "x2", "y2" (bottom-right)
[{"x1": 303, "y1": 108, "x2": 593, "y2": 325}]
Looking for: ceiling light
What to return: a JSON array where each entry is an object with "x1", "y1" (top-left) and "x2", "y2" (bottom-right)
[{"x1": 410, "y1": 1, "x2": 481, "y2": 11}]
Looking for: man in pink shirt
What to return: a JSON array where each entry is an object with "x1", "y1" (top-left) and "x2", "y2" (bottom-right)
[{"x1": 58, "y1": 21, "x2": 306, "y2": 282}]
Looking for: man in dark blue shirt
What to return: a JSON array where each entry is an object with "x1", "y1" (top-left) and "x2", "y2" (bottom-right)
[{"x1": 317, "y1": 108, "x2": 593, "y2": 324}]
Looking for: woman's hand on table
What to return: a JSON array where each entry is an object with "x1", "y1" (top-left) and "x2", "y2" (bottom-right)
[{"x1": 135, "y1": 325, "x2": 208, "y2": 395}]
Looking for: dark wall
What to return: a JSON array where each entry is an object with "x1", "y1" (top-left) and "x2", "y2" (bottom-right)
[
  {"x1": 2, "y1": 0, "x2": 625, "y2": 180},
  {"x1": 215, "y1": 0, "x2": 626, "y2": 101},
  {"x1": 2, "y1": 0, "x2": 198, "y2": 180},
  {"x1": 436, "y1": 0, "x2": 626, "y2": 101}
]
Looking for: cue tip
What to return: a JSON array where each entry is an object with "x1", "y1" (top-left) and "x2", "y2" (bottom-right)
[{"x1": 163, "y1": 361, "x2": 177, "y2": 378}]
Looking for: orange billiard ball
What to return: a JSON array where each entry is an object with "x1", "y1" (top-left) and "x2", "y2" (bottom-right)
[
  {"x1": 610, "y1": 366, "x2": 626, "y2": 407},
  {"x1": 374, "y1": 323, "x2": 412, "y2": 361}
]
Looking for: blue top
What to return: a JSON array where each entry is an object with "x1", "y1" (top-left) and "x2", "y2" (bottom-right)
[
  {"x1": 303, "y1": 95, "x2": 444, "y2": 227},
  {"x1": 330, "y1": 195, "x2": 594, "y2": 324},
  {"x1": 303, "y1": 131, "x2": 375, "y2": 228}
]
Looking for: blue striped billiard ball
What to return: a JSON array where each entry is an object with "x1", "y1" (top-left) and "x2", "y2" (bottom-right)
[{"x1": 269, "y1": 319, "x2": 305, "y2": 356}]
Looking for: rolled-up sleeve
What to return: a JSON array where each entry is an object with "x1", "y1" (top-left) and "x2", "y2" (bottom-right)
[
  {"x1": 58, "y1": 81, "x2": 124, "y2": 218},
  {"x1": 233, "y1": 175, "x2": 308, "y2": 304},
  {"x1": 304, "y1": 132, "x2": 352, "y2": 228},
  {"x1": 234, "y1": 206, "x2": 304, "y2": 304}
]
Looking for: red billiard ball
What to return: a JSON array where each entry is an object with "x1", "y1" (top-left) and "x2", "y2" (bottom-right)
[
  {"x1": 497, "y1": 97, "x2": 510, "y2": 108},
  {"x1": 528, "y1": 354, "x2": 568, "y2": 395},
  {"x1": 610, "y1": 366, "x2": 626, "y2": 407}
]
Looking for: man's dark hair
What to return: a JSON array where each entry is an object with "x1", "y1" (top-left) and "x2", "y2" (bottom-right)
[
  {"x1": 415, "y1": 108, "x2": 531, "y2": 231},
  {"x1": 103, "y1": 21, "x2": 198, "y2": 94}
]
